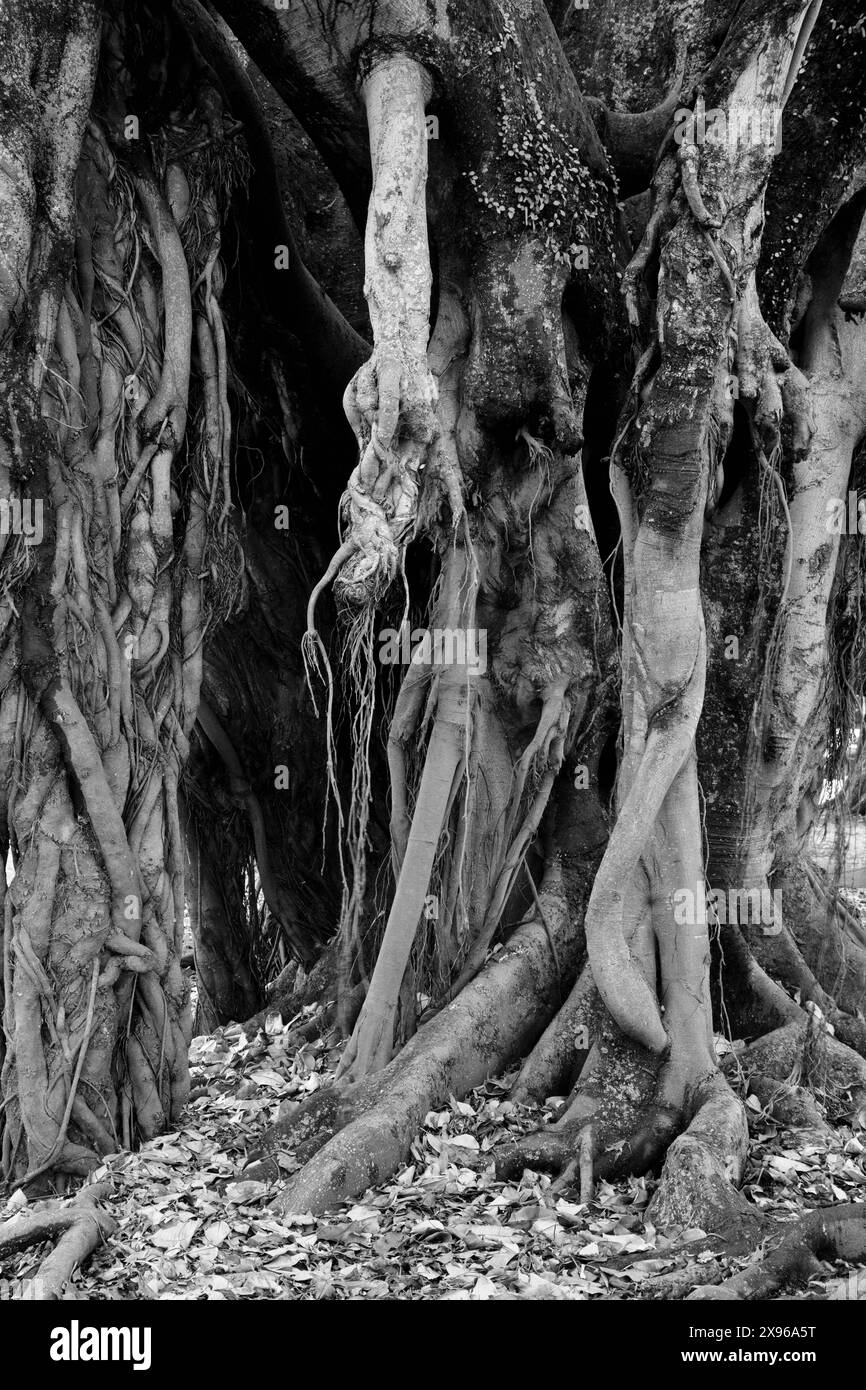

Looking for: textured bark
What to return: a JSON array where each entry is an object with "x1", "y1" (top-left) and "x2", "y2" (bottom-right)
[
  {"x1": 271, "y1": 0, "x2": 865, "y2": 1235},
  {"x1": 1, "y1": 1, "x2": 258, "y2": 1176},
  {"x1": 2, "y1": 0, "x2": 866, "y2": 1269}
]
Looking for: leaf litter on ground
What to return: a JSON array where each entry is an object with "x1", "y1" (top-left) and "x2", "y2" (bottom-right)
[{"x1": 2, "y1": 1013, "x2": 866, "y2": 1300}]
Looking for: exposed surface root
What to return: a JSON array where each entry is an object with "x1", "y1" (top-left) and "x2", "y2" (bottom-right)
[
  {"x1": 498, "y1": 1012, "x2": 751, "y2": 1235},
  {"x1": 273, "y1": 869, "x2": 577, "y2": 1214},
  {"x1": 646, "y1": 1075, "x2": 753, "y2": 1236},
  {"x1": 0, "y1": 1183, "x2": 115, "y2": 1299},
  {"x1": 689, "y1": 1202, "x2": 866, "y2": 1300}
]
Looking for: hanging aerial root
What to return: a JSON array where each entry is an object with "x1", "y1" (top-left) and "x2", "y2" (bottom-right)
[
  {"x1": 335, "y1": 675, "x2": 468, "y2": 1080},
  {"x1": 304, "y1": 540, "x2": 359, "y2": 658},
  {"x1": 296, "y1": 50, "x2": 440, "y2": 1036},
  {"x1": 301, "y1": 535, "x2": 372, "y2": 997},
  {"x1": 336, "y1": 542, "x2": 479, "y2": 1081},
  {"x1": 332, "y1": 603, "x2": 380, "y2": 1017}
]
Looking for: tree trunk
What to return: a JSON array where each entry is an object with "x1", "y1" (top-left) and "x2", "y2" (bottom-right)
[{"x1": 3, "y1": 0, "x2": 866, "y2": 1262}]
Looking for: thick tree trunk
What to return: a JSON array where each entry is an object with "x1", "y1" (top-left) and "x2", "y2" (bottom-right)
[
  {"x1": 4, "y1": 0, "x2": 866, "y2": 1280},
  {"x1": 1, "y1": 0, "x2": 245, "y2": 1177},
  {"x1": 233, "y1": 0, "x2": 866, "y2": 1234}
]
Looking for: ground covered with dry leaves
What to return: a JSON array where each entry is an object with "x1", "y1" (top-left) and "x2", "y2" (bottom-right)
[{"x1": 4, "y1": 996, "x2": 866, "y2": 1301}]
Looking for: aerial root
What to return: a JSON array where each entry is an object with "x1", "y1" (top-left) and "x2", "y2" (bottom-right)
[{"x1": 305, "y1": 539, "x2": 359, "y2": 645}]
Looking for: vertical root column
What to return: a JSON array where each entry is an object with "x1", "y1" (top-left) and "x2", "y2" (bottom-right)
[
  {"x1": 337, "y1": 546, "x2": 478, "y2": 1080},
  {"x1": 1, "y1": 33, "x2": 244, "y2": 1168}
]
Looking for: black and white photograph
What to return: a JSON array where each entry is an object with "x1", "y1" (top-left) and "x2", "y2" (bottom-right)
[{"x1": 1, "y1": 0, "x2": 865, "y2": 1358}]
